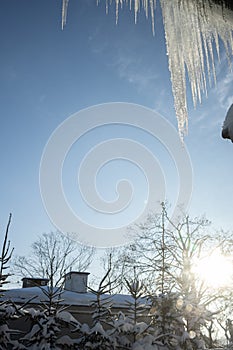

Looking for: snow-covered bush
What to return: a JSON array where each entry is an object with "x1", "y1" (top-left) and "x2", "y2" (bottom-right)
[
  {"x1": 108, "y1": 274, "x2": 160, "y2": 349},
  {"x1": 75, "y1": 322, "x2": 116, "y2": 350},
  {"x1": 20, "y1": 307, "x2": 81, "y2": 349},
  {"x1": 19, "y1": 285, "x2": 81, "y2": 349},
  {"x1": 149, "y1": 291, "x2": 209, "y2": 350}
]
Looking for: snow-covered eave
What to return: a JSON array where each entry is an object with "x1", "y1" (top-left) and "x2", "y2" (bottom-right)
[{"x1": 1, "y1": 287, "x2": 150, "y2": 309}]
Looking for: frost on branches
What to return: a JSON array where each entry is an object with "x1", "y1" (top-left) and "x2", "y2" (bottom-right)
[{"x1": 61, "y1": 0, "x2": 233, "y2": 138}]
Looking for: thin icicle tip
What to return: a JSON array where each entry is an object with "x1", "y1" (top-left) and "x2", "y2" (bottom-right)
[
  {"x1": 62, "y1": 0, "x2": 69, "y2": 30},
  {"x1": 62, "y1": 0, "x2": 157, "y2": 32}
]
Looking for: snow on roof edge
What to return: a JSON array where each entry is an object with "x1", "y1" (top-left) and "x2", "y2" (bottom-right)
[{"x1": 1, "y1": 287, "x2": 150, "y2": 308}]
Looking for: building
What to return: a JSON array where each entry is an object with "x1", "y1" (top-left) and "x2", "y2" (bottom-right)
[{"x1": 2, "y1": 272, "x2": 150, "y2": 334}]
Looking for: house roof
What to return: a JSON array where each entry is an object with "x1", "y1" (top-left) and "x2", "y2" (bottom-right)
[{"x1": 2, "y1": 287, "x2": 150, "y2": 309}]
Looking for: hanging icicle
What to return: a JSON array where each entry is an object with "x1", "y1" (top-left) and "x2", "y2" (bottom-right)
[
  {"x1": 61, "y1": 0, "x2": 233, "y2": 138},
  {"x1": 160, "y1": 0, "x2": 233, "y2": 138},
  {"x1": 62, "y1": 0, "x2": 157, "y2": 34},
  {"x1": 61, "y1": 0, "x2": 69, "y2": 30}
]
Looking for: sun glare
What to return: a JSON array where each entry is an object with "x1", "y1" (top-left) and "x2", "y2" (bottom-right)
[{"x1": 193, "y1": 250, "x2": 233, "y2": 288}]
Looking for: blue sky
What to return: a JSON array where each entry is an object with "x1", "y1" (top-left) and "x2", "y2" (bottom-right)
[{"x1": 0, "y1": 1, "x2": 233, "y2": 273}]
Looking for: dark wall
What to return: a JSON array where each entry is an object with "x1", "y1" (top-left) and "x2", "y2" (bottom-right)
[{"x1": 211, "y1": 0, "x2": 233, "y2": 11}]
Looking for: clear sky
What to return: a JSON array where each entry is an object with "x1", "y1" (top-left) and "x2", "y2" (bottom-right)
[{"x1": 0, "y1": 1, "x2": 233, "y2": 276}]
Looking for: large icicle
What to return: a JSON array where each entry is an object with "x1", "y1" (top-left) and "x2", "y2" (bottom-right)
[
  {"x1": 61, "y1": 0, "x2": 233, "y2": 138},
  {"x1": 160, "y1": 0, "x2": 233, "y2": 138}
]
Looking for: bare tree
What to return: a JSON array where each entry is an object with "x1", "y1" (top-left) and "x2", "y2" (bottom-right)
[
  {"x1": 0, "y1": 213, "x2": 14, "y2": 289},
  {"x1": 0, "y1": 214, "x2": 26, "y2": 349},
  {"x1": 110, "y1": 204, "x2": 233, "y2": 347},
  {"x1": 13, "y1": 231, "x2": 95, "y2": 286}
]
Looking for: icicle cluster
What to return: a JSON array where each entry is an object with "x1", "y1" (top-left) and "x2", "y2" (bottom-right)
[
  {"x1": 110, "y1": 0, "x2": 157, "y2": 34},
  {"x1": 61, "y1": 0, "x2": 233, "y2": 138},
  {"x1": 62, "y1": 0, "x2": 157, "y2": 32},
  {"x1": 160, "y1": 0, "x2": 233, "y2": 138}
]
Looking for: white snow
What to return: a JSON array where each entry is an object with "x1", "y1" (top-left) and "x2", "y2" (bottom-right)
[
  {"x1": 22, "y1": 324, "x2": 41, "y2": 340},
  {"x1": 57, "y1": 310, "x2": 80, "y2": 325},
  {"x1": 91, "y1": 322, "x2": 106, "y2": 335},
  {"x1": 61, "y1": 0, "x2": 233, "y2": 138},
  {"x1": 56, "y1": 335, "x2": 78, "y2": 346}
]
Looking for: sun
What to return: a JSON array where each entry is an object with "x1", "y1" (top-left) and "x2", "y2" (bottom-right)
[{"x1": 193, "y1": 249, "x2": 233, "y2": 288}]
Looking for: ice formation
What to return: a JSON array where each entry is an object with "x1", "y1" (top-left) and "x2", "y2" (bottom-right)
[
  {"x1": 222, "y1": 103, "x2": 233, "y2": 141},
  {"x1": 61, "y1": 0, "x2": 69, "y2": 29},
  {"x1": 160, "y1": 0, "x2": 233, "y2": 138},
  {"x1": 61, "y1": 0, "x2": 233, "y2": 138}
]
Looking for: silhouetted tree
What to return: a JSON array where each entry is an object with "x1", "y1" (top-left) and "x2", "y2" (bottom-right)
[{"x1": 13, "y1": 231, "x2": 95, "y2": 286}]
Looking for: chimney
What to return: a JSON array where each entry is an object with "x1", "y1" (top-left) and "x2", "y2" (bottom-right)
[
  {"x1": 64, "y1": 272, "x2": 89, "y2": 293},
  {"x1": 22, "y1": 277, "x2": 49, "y2": 288}
]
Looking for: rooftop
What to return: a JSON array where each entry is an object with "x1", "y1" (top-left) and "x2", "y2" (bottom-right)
[{"x1": 2, "y1": 286, "x2": 149, "y2": 309}]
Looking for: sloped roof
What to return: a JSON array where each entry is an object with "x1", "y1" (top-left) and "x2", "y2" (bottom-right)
[{"x1": 2, "y1": 287, "x2": 150, "y2": 309}]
